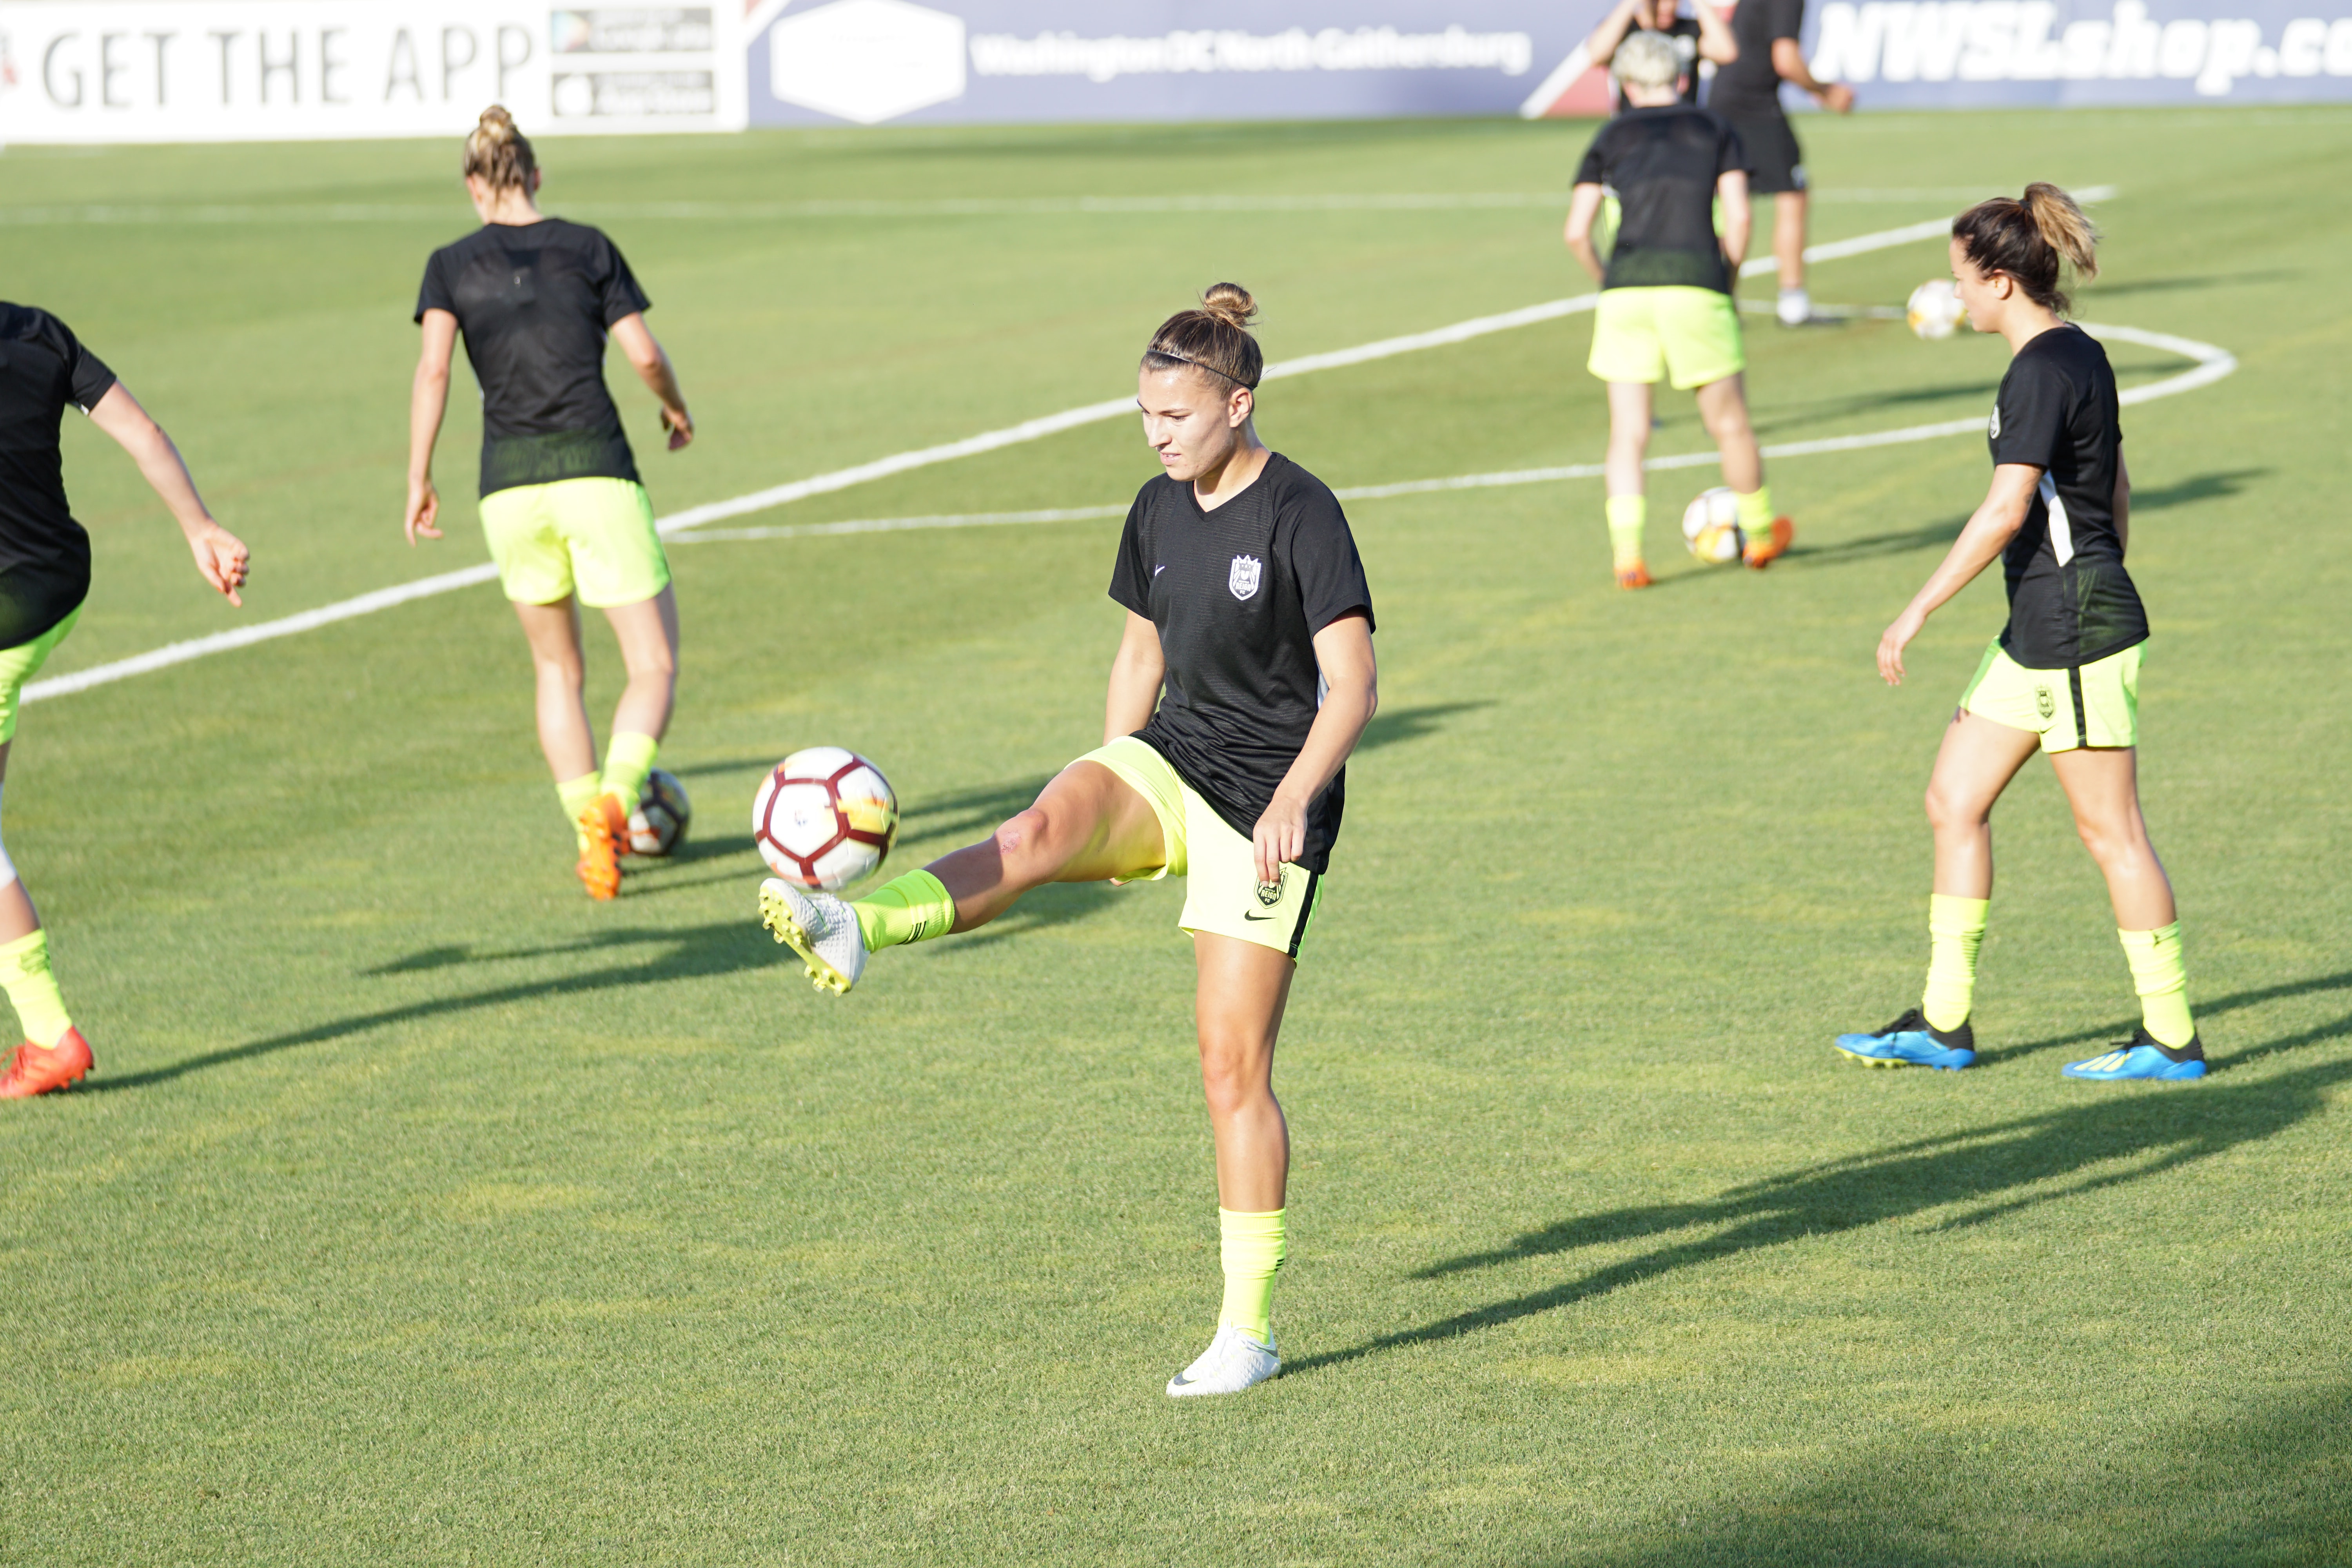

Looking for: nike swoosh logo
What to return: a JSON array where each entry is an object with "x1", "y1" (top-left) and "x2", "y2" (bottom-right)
[
  {"x1": 1243, "y1": 911, "x2": 1276, "y2": 922},
  {"x1": 1154, "y1": 565, "x2": 1166, "y2": 575}
]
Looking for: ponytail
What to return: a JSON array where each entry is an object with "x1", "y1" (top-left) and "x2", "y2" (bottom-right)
[
  {"x1": 1952, "y1": 182, "x2": 2097, "y2": 315},
  {"x1": 462, "y1": 104, "x2": 536, "y2": 192},
  {"x1": 1142, "y1": 283, "x2": 1264, "y2": 392}
]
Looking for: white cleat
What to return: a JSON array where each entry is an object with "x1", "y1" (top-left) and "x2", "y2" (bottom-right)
[
  {"x1": 759, "y1": 878, "x2": 867, "y2": 995},
  {"x1": 1165, "y1": 1325, "x2": 1280, "y2": 1398}
]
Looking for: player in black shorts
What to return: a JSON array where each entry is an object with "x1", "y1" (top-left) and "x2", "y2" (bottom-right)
[
  {"x1": 1838, "y1": 186, "x2": 2205, "y2": 1084},
  {"x1": 406, "y1": 107, "x2": 697, "y2": 902},
  {"x1": 759, "y1": 285, "x2": 1378, "y2": 1398},
  {"x1": 1586, "y1": 0, "x2": 1737, "y2": 107},
  {"x1": 0, "y1": 304, "x2": 250, "y2": 1098},
  {"x1": 1704, "y1": 0, "x2": 1853, "y2": 326}
]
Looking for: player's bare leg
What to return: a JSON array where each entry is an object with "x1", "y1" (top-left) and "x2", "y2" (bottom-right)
[
  {"x1": 1773, "y1": 189, "x2": 1811, "y2": 323},
  {"x1": 0, "y1": 741, "x2": 91, "y2": 1098},
  {"x1": 1693, "y1": 374, "x2": 1792, "y2": 568},
  {"x1": 1603, "y1": 379, "x2": 1654, "y2": 588}
]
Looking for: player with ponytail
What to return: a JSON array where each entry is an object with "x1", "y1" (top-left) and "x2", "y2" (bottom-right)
[
  {"x1": 1839, "y1": 185, "x2": 2206, "y2": 1083},
  {"x1": 759, "y1": 285, "x2": 1379, "y2": 1396},
  {"x1": 406, "y1": 106, "x2": 697, "y2": 901}
]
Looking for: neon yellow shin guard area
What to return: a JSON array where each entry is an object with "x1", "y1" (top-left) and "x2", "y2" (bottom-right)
[
  {"x1": 1733, "y1": 485, "x2": 1775, "y2": 539},
  {"x1": 1217, "y1": 1207, "x2": 1286, "y2": 1346},
  {"x1": 852, "y1": 869, "x2": 956, "y2": 951},
  {"x1": 1604, "y1": 494, "x2": 1646, "y2": 568},
  {"x1": 2120, "y1": 922, "x2": 2196, "y2": 1048},
  {"x1": 0, "y1": 928, "x2": 73, "y2": 1049},
  {"x1": 600, "y1": 733, "x2": 659, "y2": 812},
  {"x1": 1922, "y1": 894, "x2": 1989, "y2": 1031}
]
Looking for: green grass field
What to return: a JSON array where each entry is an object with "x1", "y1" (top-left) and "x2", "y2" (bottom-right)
[{"x1": 2, "y1": 106, "x2": 2348, "y2": 1564}]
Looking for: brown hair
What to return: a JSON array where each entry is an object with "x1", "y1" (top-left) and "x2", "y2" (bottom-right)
[
  {"x1": 1951, "y1": 182, "x2": 2098, "y2": 315},
  {"x1": 1142, "y1": 283, "x2": 1263, "y2": 392},
  {"x1": 463, "y1": 105, "x2": 536, "y2": 191}
]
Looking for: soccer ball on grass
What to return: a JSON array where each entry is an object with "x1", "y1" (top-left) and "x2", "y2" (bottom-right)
[
  {"x1": 627, "y1": 769, "x2": 691, "y2": 857},
  {"x1": 1907, "y1": 279, "x2": 1966, "y2": 340},
  {"x1": 753, "y1": 747, "x2": 899, "y2": 891},
  {"x1": 1682, "y1": 488, "x2": 1745, "y2": 564}
]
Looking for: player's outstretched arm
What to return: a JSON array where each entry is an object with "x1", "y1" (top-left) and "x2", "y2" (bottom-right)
[
  {"x1": 1693, "y1": 0, "x2": 1739, "y2": 64},
  {"x1": 1564, "y1": 184, "x2": 1609, "y2": 283},
  {"x1": 1252, "y1": 612, "x2": 1376, "y2": 885},
  {"x1": 1772, "y1": 37, "x2": 1854, "y2": 110},
  {"x1": 610, "y1": 313, "x2": 694, "y2": 451},
  {"x1": 407, "y1": 307, "x2": 457, "y2": 545},
  {"x1": 1877, "y1": 464, "x2": 2038, "y2": 686},
  {"x1": 86, "y1": 383, "x2": 247, "y2": 607},
  {"x1": 1585, "y1": 0, "x2": 1645, "y2": 67},
  {"x1": 1104, "y1": 610, "x2": 1167, "y2": 746}
]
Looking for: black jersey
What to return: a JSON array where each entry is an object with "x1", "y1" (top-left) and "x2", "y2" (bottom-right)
[
  {"x1": 1613, "y1": 19, "x2": 1706, "y2": 109},
  {"x1": 1707, "y1": 0, "x2": 1802, "y2": 117},
  {"x1": 0, "y1": 304, "x2": 114, "y2": 648},
  {"x1": 1108, "y1": 453, "x2": 1375, "y2": 875},
  {"x1": 1575, "y1": 106, "x2": 1749, "y2": 293},
  {"x1": 415, "y1": 218, "x2": 652, "y2": 498},
  {"x1": 1989, "y1": 325, "x2": 2148, "y2": 669}
]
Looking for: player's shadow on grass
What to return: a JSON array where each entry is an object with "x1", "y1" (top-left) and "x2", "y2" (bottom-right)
[
  {"x1": 1786, "y1": 516, "x2": 1967, "y2": 565},
  {"x1": 1285, "y1": 969, "x2": 2352, "y2": 1378},
  {"x1": 1751, "y1": 379, "x2": 2004, "y2": 435},
  {"x1": 2076, "y1": 267, "x2": 2304, "y2": 299},
  {"x1": 2128, "y1": 468, "x2": 2268, "y2": 512}
]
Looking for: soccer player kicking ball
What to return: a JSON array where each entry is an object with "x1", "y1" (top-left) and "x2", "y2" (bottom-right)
[
  {"x1": 405, "y1": 107, "x2": 696, "y2": 901},
  {"x1": 1564, "y1": 30, "x2": 1793, "y2": 589},
  {"x1": 761, "y1": 285, "x2": 1377, "y2": 1397},
  {"x1": 0, "y1": 303, "x2": 250, "y2": 1098},
  {"x1": 1839, "y1": 186, "x2": 2205, "y2": 1083}
]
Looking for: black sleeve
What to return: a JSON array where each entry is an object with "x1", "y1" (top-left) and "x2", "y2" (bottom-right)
[
  {"x1": 1283, "y1": 481, "x2": 1375, "y2": 636},
  {"x1": 1767, "y1": 0, "x2": 1806, "y2": 44},
  {"x1": 1574, "y1": 125, "x2": 1610, "y2": 187},
  {"x1": 1990, "y1": 353, "x2": 2069, "y2": 470},
  {"x1": 414, "y1": 248, "x2": 455, "y2": 325},
  {"x1": 47, "y1": 316, "x2": 116, "y2": 412},
  {"x1": 1107, "y1": 488, "x2": 1154, "y2": 618},
  {"x1": 596, "y1": 234, "x2": 653, "y2": 327}
]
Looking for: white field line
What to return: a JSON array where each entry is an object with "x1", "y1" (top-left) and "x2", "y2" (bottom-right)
[{"x1": 22, "y1": 202, "x2": 2151, "y2": 706}]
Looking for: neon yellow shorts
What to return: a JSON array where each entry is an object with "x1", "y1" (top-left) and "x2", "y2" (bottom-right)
[
  {"x1": 1079, "y1": 735, "x2": 1324, "y2": 961},
  {"x1": 0, "y1": 606, "x2": 80, "y2": 746},
  {"x1": 479, "y1": 477, "x2": 670, "y2": 608},
  {"x1": 1587, "y1": 285, "x2": 1746, "y2": 390},
  {"x1": 1961, "y1": 638, "x2": 2144, "y2": 753}
]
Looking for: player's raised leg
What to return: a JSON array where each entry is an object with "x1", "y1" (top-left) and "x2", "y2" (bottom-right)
[
  {"x1": 1837, "y1": 708, "x2": 2034, "y2": 1069},
  {"x1": 0, "y1": 737, "x2": 91, "y2": 1099}
]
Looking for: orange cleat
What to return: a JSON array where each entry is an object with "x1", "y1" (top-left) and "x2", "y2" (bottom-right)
[
  {"x1": 2, "y1": 1027, "x2": 94, "y2": 1098},
  {"x1": 1744, "y1": 517, "x2": 1795, "y2": 569},
  {"x1": 575, "y1": 795, "x2": 628, "y2": 901},
  {"x1": 1614, "y1": 562, "x2": 1654, "y2": 590}
]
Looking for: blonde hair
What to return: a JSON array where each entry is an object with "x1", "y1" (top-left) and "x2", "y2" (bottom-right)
[
  {"x1": 1612, "y1": 29, "x2": 1683, "y2": 90},
  {"x1": 1952, "y1": 182, "x2": 2098, "y2": 314},
  {"x1": 1142, "y1": 283, "x2": 1263, "y2": 392},
  {"x1": 463, "y1": 105, "x2": 536, "y2": 192}
]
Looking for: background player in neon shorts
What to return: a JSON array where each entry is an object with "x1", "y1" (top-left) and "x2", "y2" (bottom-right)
[
  {"x1": 404, "y1": 107, "x2": 697, "y2": 902},
  {"x1": 758, "y1": 285, "x2": 1377, "y2": 1399},
  {"x1": 0, "y1": 303, "x2": 250, "y2": 1098},
  {"x1": 1839, "y1": 185, "x2": 2205, "y2": 1084},
  {"x1": 1564, "y1": 30, "x2": 1794, "y2": 588},
  {"x1": 1705, "y1": 0, "x2": 1855, "y2": 327},
  {"x1": 1586, "y1": 0, "x2": 1739, "y2": 107}
]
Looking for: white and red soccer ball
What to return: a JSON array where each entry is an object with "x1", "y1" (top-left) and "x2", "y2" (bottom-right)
[
  {"x1": 752, "y1": 747, "x2": 899, "y2": 891},
  {"x1": 1682, "y1": 487, "x2": 1746, "y2": 564}
]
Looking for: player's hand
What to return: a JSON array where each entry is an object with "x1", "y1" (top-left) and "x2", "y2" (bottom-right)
[
  {"x1": 1877, "y1": 608, "x2": 1925, "y2": 686},
  {"x1": 662, "y1": 405, "x2": 695, "y2": 451},
  {"x1": 405, "y1": 476, "x2": 442, "y2": 544},
  {"x1": 1819, "y1": 82, "x2": 1856, "y2": 113},
  {"x1": 190, "y1": 523, "x2": 249, "y2": 608},
  {"x1": 1252, "y1": 794, "x2": 1307, "y2": 889}
]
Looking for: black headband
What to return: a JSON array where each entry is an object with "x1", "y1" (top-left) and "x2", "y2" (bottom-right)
[{"x1": 1146, "y1": 347, "x2": 1259, "y2": 391}]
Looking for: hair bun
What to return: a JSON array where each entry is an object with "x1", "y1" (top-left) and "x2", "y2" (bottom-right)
[
  {"x1": 476, "y1": 104, "x2": 517, "y2": 142},
  {"x1": 1199, "y1": 283, "x2": 1258, "y2": 331}
]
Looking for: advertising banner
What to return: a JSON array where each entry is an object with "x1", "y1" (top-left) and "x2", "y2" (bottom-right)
[{"x1": 0, "y1": 2, "x2": 747, "y2": 142}]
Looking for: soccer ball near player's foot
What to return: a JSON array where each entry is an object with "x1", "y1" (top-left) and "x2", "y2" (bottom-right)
[
  {"x1": 753, "y1": 748, "x2": 898, "y2": 891},
  {"x1": 1907, "y1": 278, "x2": 1966, "y2": 340},
  {"x1": 1682, "y1": 487, "x2": 1745, "y2": 564},
  {"x1": 627, "y1": 769, "x2": 692, "y2": 857}
]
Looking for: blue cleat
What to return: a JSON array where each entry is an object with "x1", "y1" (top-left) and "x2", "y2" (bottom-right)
[
  {"x1": 2062, "y1": 1028, "x2": 2207, "y2": 1081},
  {"x1": 1835, "y1": 1009, "x2": 1976, "y2": 1070}
]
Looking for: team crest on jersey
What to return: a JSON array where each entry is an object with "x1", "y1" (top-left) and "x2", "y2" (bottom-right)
[
  {"x1": 2035, "y1": 684, "x2": 2056, "y2": 720},
  {"x1": 1229, "y1": 554, "x2": 1263, "y2": 601},
  {"x1": 1256, "y1": 878, "x2": 1285, "y2": 908}
]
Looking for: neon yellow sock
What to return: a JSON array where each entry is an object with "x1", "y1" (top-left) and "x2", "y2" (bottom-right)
[
  {"x1": 1733, "y1": 484, "x2": 1775, "y2": 541},
  {"x1": 852, "y1": 869, "x2": 956, "y2": 951},
  {"x1": 1922, "y1": 893, "x2": 1989, "y2": 1031},
  {"x1": 558, "y1": 772, "x2": 604, "y2": 851},
  {"x1": 1605, "y1": 494, "x2": 1646, "y2": 569},
  {"x1": 0, "y1": 928, "x2": 73, "y2": 1048},
  {"x1": 2119, "y1": 922, "x2": 2196, "y2": 1048},
  {"x1": 1218, "y1": 1207, "x2": 1286, "y2": 1347},
  {"x1": 600, "y1": 733, "x2": 659, "y2": 813}
]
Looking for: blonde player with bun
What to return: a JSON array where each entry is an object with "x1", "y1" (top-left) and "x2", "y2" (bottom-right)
[
  {"x1": 1565, "y1": 29, "x2": 1793, "y2": 588},
  {"x1": 759, "y1": 285, "x2": 1379, "y2": 1397},
  {"x1": 406, "y1": 106, "x2": 696, "y2": 901},
  {"x1": 1839, "y1": 185, "x2": 2205, "y2": 1083}
]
